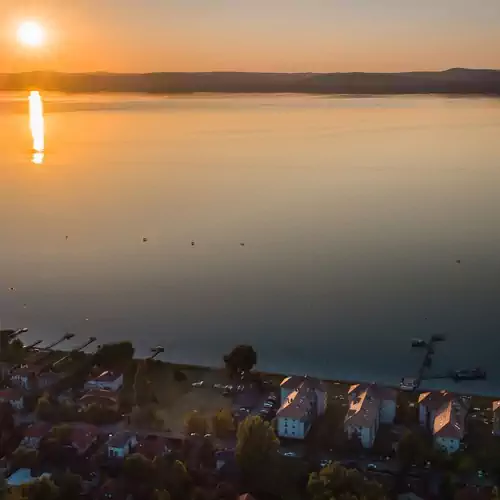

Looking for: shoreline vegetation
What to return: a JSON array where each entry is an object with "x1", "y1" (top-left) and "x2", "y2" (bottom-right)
[
  {"x1": 1, "y1": 68, "x2": 500, "y2": 95},
  {"x1": 32, "y1": 345, "x2": 498, "y2": 405}
]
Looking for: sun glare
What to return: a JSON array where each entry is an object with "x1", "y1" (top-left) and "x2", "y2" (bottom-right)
[{"x1": 17, "y1": 21, "x2": 45, "y2": 48}]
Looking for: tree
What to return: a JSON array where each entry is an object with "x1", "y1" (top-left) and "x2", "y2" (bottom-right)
[
  {"x1": 397, "y1": 430, "x2": 428, "y2": 469},
  {"x1": 11, "y1": 446, "x2": 38, "y2": 469},
  {"x1": 223, "y1": 345, "x2": 257, "y2": 378},
  {"x1": 93, "y1": 341, "x2": 134, "y2": 368},
  {"x1": 169, "y1": 460, "x2": 191, "y2": 499},
  {"x1": 184, "y1": 411, "x2": 208, "y2": 436},
  {"x1": 236, "y1": 416, "x2": 279, "y2": 488},
  {"x1": 153, "y1": 490, "x2": 171, "y2": 500},
  {"x1": 308, "y1": 461, "x2": 386, "y2": 500},
  {"x1": 50, "y1": 424, "x2": 72, "y2": 444},
  {"x1": 35, "y1": 396, "x2": 55, "y2": 421},
  {"x1": 52, "y1": 470, "x2": 82, "y2": 499},
  {"x1": 26, "y1": 476, "x2": 59, "y2": 500},
  {"x1": 0, "y1": 474, "x2": 8, "y2": 500},
  {"x1": 134, "y1": 360, "x2": 155, "y2": 406},
  {"x1": 212, "y1": 409, "x2": 235, "y2": 438},
  {"x1": 124, "y1": 453, "x2": 155, "y2": 483}
]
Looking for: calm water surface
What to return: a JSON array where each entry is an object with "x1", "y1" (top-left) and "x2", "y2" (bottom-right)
[{"x1": 1, "y1": 93, "x2": 500, "y2": 394}]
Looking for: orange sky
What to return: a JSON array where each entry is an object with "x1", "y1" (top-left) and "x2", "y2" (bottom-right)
[{"x1": 1, "y1": 1, "x2": 499, "y2": 73}]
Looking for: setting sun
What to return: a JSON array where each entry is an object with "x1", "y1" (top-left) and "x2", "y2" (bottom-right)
[{"x1": 17, "y1": 21, "x2": 45, "y2": 48}]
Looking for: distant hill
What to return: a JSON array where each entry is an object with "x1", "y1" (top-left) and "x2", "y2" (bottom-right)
[{"x1": 1, "y1": 68, "x2": 499, "y2": 95}]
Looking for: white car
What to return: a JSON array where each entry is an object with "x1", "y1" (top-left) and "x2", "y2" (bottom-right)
[{"x1": 192, "y1": 381, "x2": 204, "y2": 388}]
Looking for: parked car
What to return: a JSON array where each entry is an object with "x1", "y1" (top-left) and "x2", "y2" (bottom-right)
[
  {"x1": 192, "y1": 381, "x2": 204, "y2": 388},
  {"x1": 367, "y1": 464, "x2": 377, "y2": 471}
]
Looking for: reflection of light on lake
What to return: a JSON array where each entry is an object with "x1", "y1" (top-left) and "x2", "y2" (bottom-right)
[
  {"x1": 29, "y1": 90, "x2": 44, "y2": 164},
  {"x1": 32, "y1": 152, "x2": 44, "y2": 164}
]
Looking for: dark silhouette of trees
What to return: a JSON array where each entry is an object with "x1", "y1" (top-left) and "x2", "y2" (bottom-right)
[
  {"x1": 236, "y1": 415, "x2": 279, "y2": 490},
  {"x1": 224, "y1": 345, "x2": 257, "y2": 378},
  {"x1": 308, "y1": 462, "x2": 387, "y2": 500}
]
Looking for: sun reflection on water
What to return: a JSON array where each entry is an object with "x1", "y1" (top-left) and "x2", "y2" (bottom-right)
[{"x1": 29, "y1": 90, "x2": 44, "y2": 164}]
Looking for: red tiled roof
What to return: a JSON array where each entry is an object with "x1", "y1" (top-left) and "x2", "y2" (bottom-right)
[
  {"x1": 136, "y1": 435, "x2": 169, "y2": 459},
  {"x1": 69, "y1": 423, "x2": 100, "y2": 453},
  {"x1": 24, "y1": 422, "x2": 52, "y2": 439},
  {"x1": 80, "y1": 389, "x2": 118, "y2": 405},
  {"x1": 344, "y1": 387, "x2": 380, "y2": 428},
  {"x1": 108, "y1": 432, "x2": 136, "y2": 448},
  {"x1": 0, "y1": 389, "x2": 23, "y2": 401},
  {"x1": 433, "y1": 400, "x2": 466, "y2": 440},
  {"x1": 349, "y1": 383, "x2": 397, "y2": 401},
  {"x1": 277, "y1": 383, "x2": 316, "y2": 420},
  {"x1": 93, "y1": 371, "x2": 122, "y2": 383},
  {"x1": 418, "y1": 390, "x2": 452, "y2": 409}
]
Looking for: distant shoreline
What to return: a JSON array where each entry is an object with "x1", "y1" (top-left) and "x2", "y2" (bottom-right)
[{"x1": 1, "y1": 68, "x2": 499, "y2": 95}]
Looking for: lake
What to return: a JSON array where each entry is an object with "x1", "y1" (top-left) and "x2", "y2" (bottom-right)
[{"x1": 1, "y1": 92, "x2": 500, "y2": 395}]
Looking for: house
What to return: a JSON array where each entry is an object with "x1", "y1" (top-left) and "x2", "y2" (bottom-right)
[
  {"x1": 107, "y1": 431, "x2": 137, "y2": 458},
  {"x1": 418, "y1": 390, "x2": 452, "y2": 429},
  {"x1": 68, "y1": 423, "x2": 100, "y2": 455},
  {"x1": 344, "y1": 386, "x2": 380, "y2": 448},
  {"x1": 10, "y1": 365, "x2": 40, "y2": 390},
  {"x1": 21, "y1": 422, "x2": 52, "y2": 449},
  {"x1": 9, "y1": 365, "x2": 60, "y2": 392},
  {"x1": 276, "y1": 376, "x2": 326, "y2": 440},
  {"x1": 79, "y1": 389, "x2": 119, "y2": 410},
  {"x1": 85, "y1": 371, "x2": 123, "y2": 392},
  {"x1": 432, "y1": 399, "x2": 468, "y2": 454},
  {"x1": 135, "y1": 434, "x2": 171, "y2": 459},
  {"x1": 348, "y1": 384, "x2": 397, "y2": 424},
  {"x1": 0, "y1": 389, "x2": 24, "y2": 410},
  {"x1": 492, "y1": 401, "x2": 500, "y2": 436},
  {"x1": 97, "y1": 478, "x2": 126, "y2": 500}
]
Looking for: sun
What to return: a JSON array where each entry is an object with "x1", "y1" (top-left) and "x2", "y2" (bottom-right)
[{"x1": 17, "y1": 21, "x2": 45, "y2": 47}]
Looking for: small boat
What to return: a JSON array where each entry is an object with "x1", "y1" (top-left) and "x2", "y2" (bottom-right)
[
  {"x1": 411, "y1": 338, "x2": 427, "y2": 348},
  {"x1": 431, "y1": 334, "x2": 446, "y2": 342},
  {"x1": 453, "y1": 368, "x2": 486, "y2": 381},
  {"x1": 400, "y1": 377, "x2": 417, "y2": 391}
]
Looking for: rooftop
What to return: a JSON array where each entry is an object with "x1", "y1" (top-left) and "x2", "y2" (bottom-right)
[
  {"x1": 108, "y1": 431, "x2": 136, "y2": 448},
  {"x1": 276, "y1": 382, "x2": 316, "y2": 420},
  {"x1": 281, "y1": 375, "x2": 326, "y2": 392},
  {"x1": 344, "y1": 387, "x2": 380, "y2": 428},
  {"x1": 0, "y1": 388, "x2": 23, "y2": 400},
  {"x1": 23, "y1": 422, "x2": 52, "y2": 439},
  {"x1": 492, "y1": 401, "x2": 500, "y2": 413},
  {"x1": 91, "y1": 370, "x2": 122, "y2": 383},
  {"x1": 349, "y1": 383, "x2": 397, "y2": 401},
  {"x1": 418, "y1": 390, "x2": 452, "y2": 409},
  {"x1": 433, "y1": 399, "x2": 466, "y2": 439}
]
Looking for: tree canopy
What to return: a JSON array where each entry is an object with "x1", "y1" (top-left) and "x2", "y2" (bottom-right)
[
  {"x1": 184, "y1": 410, "x2": 208, "y2": 436},
  {"x1": 308, "y1": 462, "x2": 387, "y2": 500},
  {"x1": 93, "y1": 341, "x2": 134, "y2": 368},
  {"x1": 223, "y1": 345, "x2": 257, "y2": 378},
  {"x1": 212, "y1": 409, "x2": 235, "y2": 438},
  {"x1": 26, "y1": 476, "x2": 60, "y2": 500},
  {"x1": 236, "y1": 415, "x2": 279, "y2": 488}
]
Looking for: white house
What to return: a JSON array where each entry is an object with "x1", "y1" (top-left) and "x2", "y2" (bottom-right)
[
  {"x1": 432, "y1": 399, "x2": 467, "y2": 454},
  {"x1": 418, "y1": 391, "x2": 452, "y2": 429},
  {"x1": 276, "y1": 376, "x2": 326, "y2": 440},
  {"x1": 344, "y1": 386, "x2": 380, "y2": 448},
  {"x1": 344, "y1": 383, "x2": 397, "y2": 449},
  {"x1": 492, "y1": 401, "x2": 500, "y2": 436},
  {"x1": 21, "y1": 422, "x2": 52, "y2": 449},
  {"x1": 85, "y1": 371, "x2": 123, "y2": 392},
  {"x1": 348, "y1": 384, "x2": 397, "y2": 424},
  {"x1": 0, "y1": 388, "x2": 24, "y2": 410},
  {"x1": 107, "y1": 431, "x2": 137, "y2": 458}
]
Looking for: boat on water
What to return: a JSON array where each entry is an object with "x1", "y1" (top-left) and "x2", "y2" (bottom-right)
[
  {"x1": 431, "y1": 333, "x2": 446, "y2": 342},
  {"x1": 452, "y1": 367, "x2": 486, "y2": 381},
  {"x1": 400, "y1": 377, "x2": 418, "y2": 391},
  {"x1": 411, "y1": 338, "x2": 427, "y2": 348}
]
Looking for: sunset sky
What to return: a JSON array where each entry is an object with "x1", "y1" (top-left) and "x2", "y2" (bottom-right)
[{"x1": 1, "y1": 0, "x2": 499, "y2": 74}]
